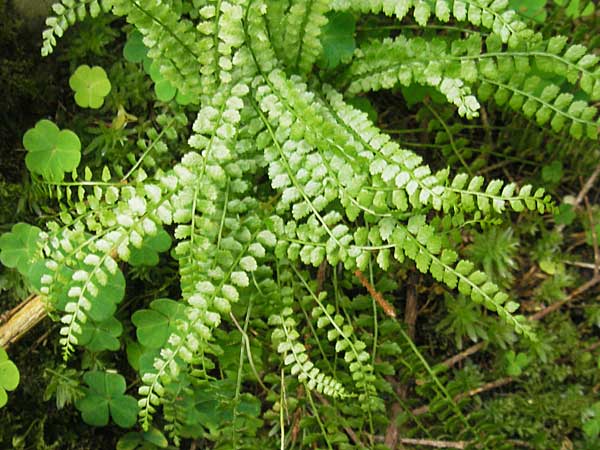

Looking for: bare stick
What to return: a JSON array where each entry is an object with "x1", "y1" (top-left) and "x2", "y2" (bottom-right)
[
  {"x1": 411, "y1": 377, "x2": 513, "y2": 417},
  {"x1": 584, "y1": 196, "x2": 599, "y2": 276},
  {"x1": 575, "y1": 162, "x2": 600, "y2": 207},
  {"x1": 398, "y1": 437, "x2": 466, "y2": 449},
  {"x1": 0, "y1": 295, "x2": 47, "y2": 348},
  {"x1": 529, "y1": 275, "x2": 600, "y2": 321},
  {"x1": 355, "y1": 270, "x2": 397, "y2": 318},
  {"x1": 440, "y1": 341, "x2": 486, "y2": 369}
]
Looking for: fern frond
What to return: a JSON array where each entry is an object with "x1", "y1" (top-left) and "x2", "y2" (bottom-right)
[
  {"x1": 280, "y1": 0, "x2": 330, "y2": 74},
  {"x1": 38, "y1": 177, "x2": 171, "y2": 359},
  {"x1": 331, "y1": 0, "x2": 526, "y2": 42},
  {"x1": 345, "y1": 32, "x2": 600, "y2": 139},
  {"x1": 342, "y1": 35, "x2": 481, "y2": 119},
  {"x1": 42, "y1": 0, "x2": 112, "y2": 56},
  {"x1": 269, "y1": 307, "x2": 349, "y2": 398},
  {"x1": 293, "y1": 268, "x2": 380, "y2": 409},
  {"x1": 110, "y1": 0, "x2": 205, "y2": 97}
]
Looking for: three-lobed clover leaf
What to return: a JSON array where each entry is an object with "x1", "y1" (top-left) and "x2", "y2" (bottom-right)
[
  {"x1": 123, "y1": 30, "x2": 148, "y2": 63},
  {"x1": 132, "y1": 298, "x2": 186, "y2": 349},
  {"x1": 319, "y1": 11, "x2": 356, "y2": 69},
  {"x1": 79, "y1": 317, "x2": 123, "y2": 352},
  {"x1": 23, "y1": 120, "x2": 81, "y2": 181},
  {"x1": 0, "y1": 223, "x2": 42, "y2": 276},
  {"x1": 129, "y1": 229, "x2": 172, "y2": 266},
  {"x1": 147, "y1": 60, "x2": 195, "y2": 105},
  {"x1": 0, "y1": 348, "x2": 20, "y2": 408},
  {"x1": 508, "y1": 0, "x2": 547, "y2": 23},
  {"x1": 75, "y1": 371, "x2": 138, "y2": 428},
  {"x1": 505, "y1": 350, "x2": 530, "y2": 376},
  {"x1": 124, "y1": 31, "x2": 195, "y2": 106},
  {"x1": 117, "y1": 428, "x2": 168, "y2": 450},
  {"x1": 69, "y1": 65, "x2": 112, "y2": 109}
]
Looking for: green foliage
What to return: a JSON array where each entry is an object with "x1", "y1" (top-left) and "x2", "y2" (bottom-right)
[
  {"x1": 3, "y1": 0, "x2": 600, "y2": 448},
  {"x1": 319, "y1": 12, "x2": 356, "y2": 69},
  {"x1": 42, "y1": 0, "x2": 113, "y2": 56},
  {"x1": 128, "y1": 229, "x2": 171, "y2": 267},
  {"x1": 553, "y1": 0, "x2": 595, "y2": 18},
  {"x1": 23, "y1": 120, "x2": 81, "y2": 181},
  {"x1": 132, "y1": 299, "x2": 186, "y2": 349},
  {"x1": 0, "y1": 223, "x2": 41, "y2": 277},
  {"x1": 69, "y1": 64, "x2": 112, "y2": 109},
  {"x1": 0, "y1": 349, "x2": 19, "y2": 408},
  {"x1": 117, "y1": 428, "x2": 168, "y2": 450},
  {"x1": 504, "y1": 350, "x2": 530, "y2": 376},
  {"x1": 582, "y1": 402, "x2": 600, "y2": 441},
  {"x1": 75, "y1": 371, "x2": 138, "y2": 428}
]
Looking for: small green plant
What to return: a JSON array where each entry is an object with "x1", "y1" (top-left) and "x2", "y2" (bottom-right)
[
  {"x1": 0, "y1": 348, "x2": 19, "y2": 408},
  {"x1": 69, "y1": 64, "x2": 112, "y2": 109},
  {"x1": 0, "y1": 224, "x2": 41, "y2": 277},
  {"x1": 75, "y1": 371, "x2": 138, "y2": 428},
  {"x1": 23, "y1": 120, "x2": 81, "y2": 181}
]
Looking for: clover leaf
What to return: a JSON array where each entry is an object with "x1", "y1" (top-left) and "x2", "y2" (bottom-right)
[
  {"x1": 583, "y1": 402, "x2": 600, "y2": 440},
  {"x1": 117, "y1": 428, "x2": 168, "y2": 450},
  {"x1": 0, "y1": 223, "x2": 42, "y2": 276},
  {"x1": 75, "y1": 371, "x2": 138, "y2": 428},
  {"x1": 541, "y1": 160, "x2": 563, "y2": 184},
  {"x1": 147, "y1": 62, "x2": 177, "y2": 102},
  {"x1": 320, "y1": 12, "x2": 356, "y2": 69},
  {"x1": 79, "y1": 317, "x2": 123, "y2": 352},
  {"x1": 0, "y1": 348, "x2": 20, "y2": 408},
  {"x1": 23, "y1": 119, "x2": 81, "y2": 181},
  {"x1": 505, "y1": 350, "x2": 530, "y2": 376},
  {"x1": 123, "y1": 30, "x2": 148, "y2": 63},
  {"x1": 146, "y1": 61, "x2": 195, "y2": 105},
  {"x1": 129, "y1": 229, "x2": 172, "y2": 266},
  {"x1": 69, "y1": 65, "x2": 112, "y2": 109},
  {"x1": 132, "y1": 298, "x2": 186, "y2": 349}
]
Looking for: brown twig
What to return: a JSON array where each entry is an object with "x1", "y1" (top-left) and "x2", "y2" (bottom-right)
[
  {"x1": 411, "y1": 377, "x2": 513, "y2": 417},
  {"x1": 575, "y1": 162, "x2": 600, "y2": 207},
  {"x1": 316, "y1": 260, "x2": 328, "y2": 294},
  {"x1": 528, "y1": 275, "x2": 600, "y2": 321},
  {"x1": 397, "y1": 438, "x2": 466, "y2": 449},
  {"x1": 354, "y1": 270, "x2": 397, "y2": 318},
  {"x1": 0, "y1": 295, "x2": 47, "y2": 348},
  {"x1": 440, "y1": 341, "x2": 486, "y2": 369},
  {"x1": 584, "y1": 196, "x2": 600, "y2": 276},
  {"x1": 404, "y1": 272, "x2": 419, "y2": 340}
]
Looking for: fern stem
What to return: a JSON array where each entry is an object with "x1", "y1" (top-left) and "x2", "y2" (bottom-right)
[
  {"x1": 304, "y1": 386, "x2": 334, "y2": 450},
  {"x1": 121, "y1": 117, "x2": 177, "y2": 182}
]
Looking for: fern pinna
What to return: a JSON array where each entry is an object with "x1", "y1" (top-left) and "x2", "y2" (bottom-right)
[{"x1": 11, "y1": 0, "x2": 600, "y2": 447}]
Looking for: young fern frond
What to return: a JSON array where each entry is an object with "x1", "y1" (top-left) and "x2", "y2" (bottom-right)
[
  {"x1": 42, "y1": 0, "x2": 112, "y2": 56},
  {"x1": 280, "y1": 0, "x2": 330, "y2": 74},
  {"x1": 36, "y1": 175, "x2": 171, "y2": 359},
  {"x1": 110, "y1": 0, "x2": 205, "y2": 98},
  {"x1": 345, "y1": 32, "x2": 600, "y2": 138},
  {"x1": 330, "y1": 0, "x2": 526, "y2": 41},
  {"x1": 269, "y1": 307, "x2": 348, "y2": 398},
  {"x1": 293, "y1": 268, "x2": 380, "y2": 410}
]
